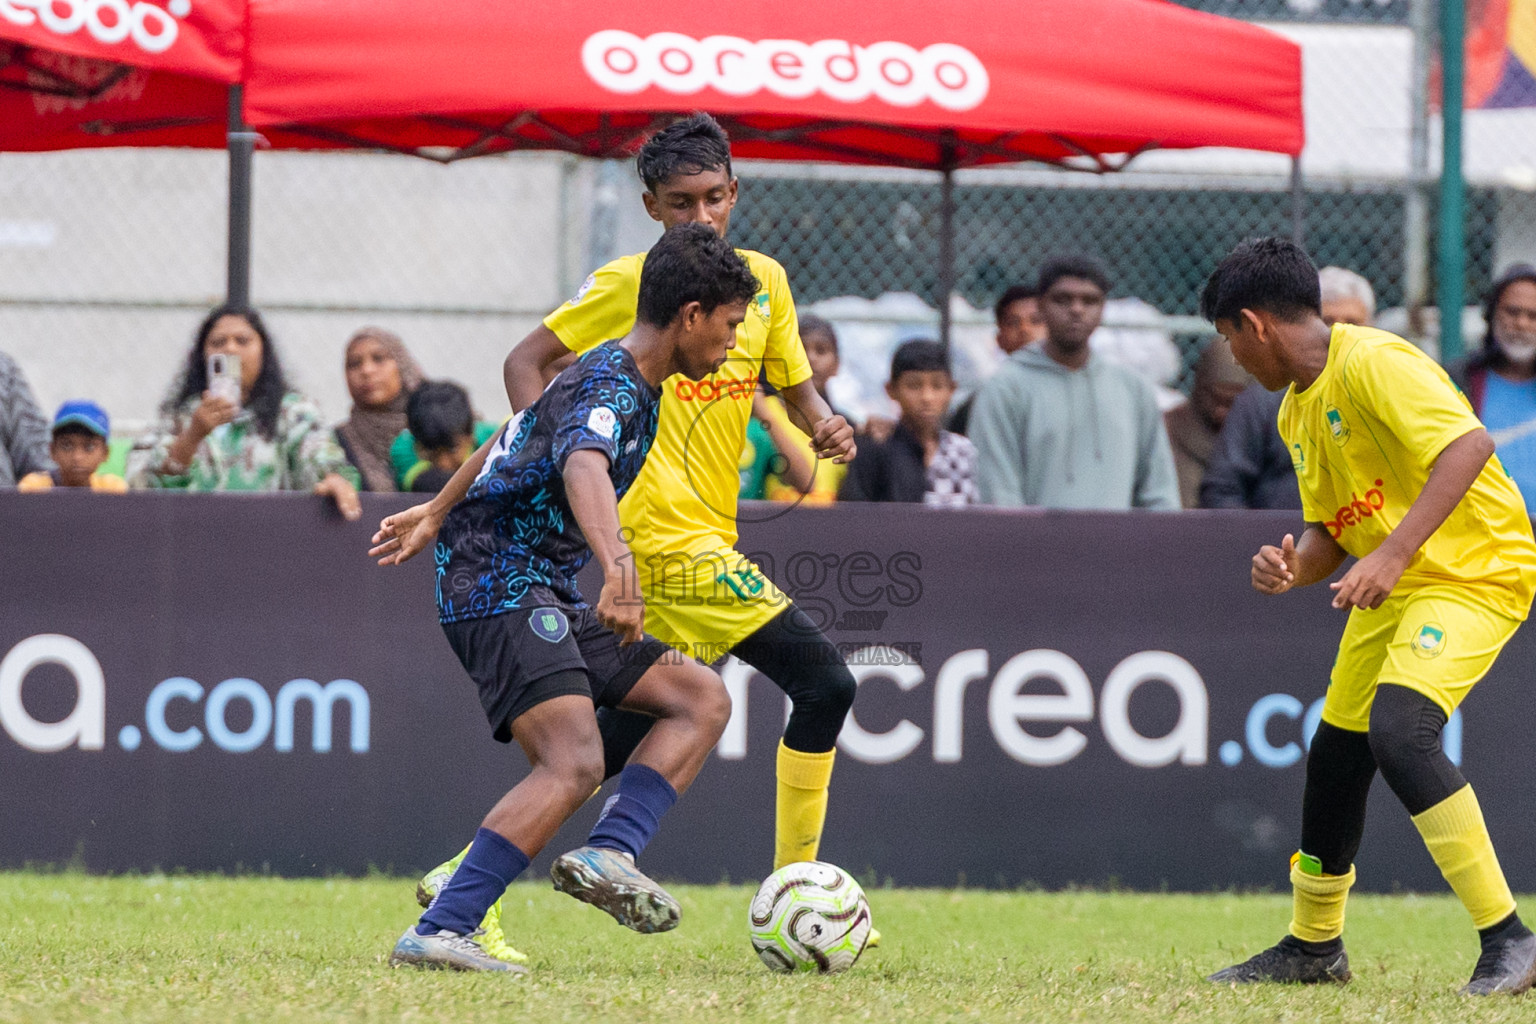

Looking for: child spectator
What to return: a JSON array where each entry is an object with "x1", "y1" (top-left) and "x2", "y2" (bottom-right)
[
  {"x1": 799, "y1": 314, "x2": 850, "y2": 421},
  {"x1": 18, "y1": 401, "x2": 127, "y2": 492},
  {"x1": 389, "y1": 383, "x2": 503, "y2": 491},
  {"x1": 402, "y1": 381, "x2": 477, "y2": 493},
  {"x1": 741, "y1": 316, "x2": 847, "y2": 504},
  {"x1": 839, "y1": 340, "x2": 976, "y2": 505}
]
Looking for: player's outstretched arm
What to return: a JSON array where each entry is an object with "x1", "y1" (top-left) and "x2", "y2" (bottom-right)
[
  {"x1": 1252, "y1": 526, "x2": 1345, "y2": 595},
  {"x1": 778, "y1": 378, "x2": 856, "y2": 465},
  {"x1": 563, "y1": 449, "x2": 645, "y2": 645},
  {"x1": 504, "y1": 326, "x2": 574, "y2": 413},
  {"x1": 369, "y1": 432, "x2": 498, "y2": 566},
  {"x1": 1329, "y1": 427, "x2": 1495, "y2": 610}
]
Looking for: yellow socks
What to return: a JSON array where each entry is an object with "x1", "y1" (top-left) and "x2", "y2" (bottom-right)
[
  {"x1": 774, "y1": 742, "x2": 835, "y2": 870},
  {"x1": 1412, "y1": 784, "x2": 1517, "y2": 929},
  {"x1": 1287, "y1": 783, "x2": 1515, "y2": 942},
  {"x1": 1288, "y1": 856, "x2": 1355, "y2": 943}
]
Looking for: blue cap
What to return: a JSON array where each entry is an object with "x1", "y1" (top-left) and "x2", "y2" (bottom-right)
[{"x1": 53, "y1": 400, "x2": 110, "y2": 438}]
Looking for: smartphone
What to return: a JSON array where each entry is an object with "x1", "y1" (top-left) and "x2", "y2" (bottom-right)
[{"x1": 207, "y1": 353, "x2": 242, "y2": 410}]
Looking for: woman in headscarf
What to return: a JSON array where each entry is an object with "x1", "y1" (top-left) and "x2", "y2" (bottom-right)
[{"x1": 334, "y1": 326, "x2": 424, "y2": 492}]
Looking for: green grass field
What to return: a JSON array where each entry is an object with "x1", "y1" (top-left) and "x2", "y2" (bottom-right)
[{"x1": 0, "y1": 872, "x2": 1530, "y2": 1023}]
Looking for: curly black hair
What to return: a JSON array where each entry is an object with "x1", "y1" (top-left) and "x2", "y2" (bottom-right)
[
  {"x1": 636, "y1": 113, "x2": 732, "y2": 193},
  {"x1": 637, "y1": 223, "x2": 758, "y2": 328},
  {"x1": 1200, "y1": 237, "x2": 1321, "y2": 325}
]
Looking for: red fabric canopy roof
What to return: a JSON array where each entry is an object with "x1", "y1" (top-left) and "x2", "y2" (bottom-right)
[
  {"x1": 0, "y1": 0, "x2": 1303, "y2": 167},
  {"x1": 0, "y1": 0, "x2": 237, "y2": 148}
]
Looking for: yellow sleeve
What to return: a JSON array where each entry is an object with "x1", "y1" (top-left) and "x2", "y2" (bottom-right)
[
  {"x1": 755, "y1": 256, "x2": 813, "y2": 391},
  {"x1": 1297, "y1": 477, "x2": 1330, "y2": 527},
  {"x1": 1344, "y1": 338, "x2": 1485, "y2": 471},
  {"x1": 17, "y1": 472, "x2": 51, "y2": 492},
  {"x1": 542, "y1": 255, "x2": 644, "y2": 356}
]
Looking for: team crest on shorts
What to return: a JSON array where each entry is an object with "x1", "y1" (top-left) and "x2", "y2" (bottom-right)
[
  {"x1": 1411, "y1": 622, "x2": 1446, "y2": 659},
  {"x1": 530, "y1": 607, "x2": 570, "y2": 644}
]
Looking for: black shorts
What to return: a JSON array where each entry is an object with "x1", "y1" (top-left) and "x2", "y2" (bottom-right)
[{"x1": 441, "y1": 604, "x2": 671, "y2": 743}]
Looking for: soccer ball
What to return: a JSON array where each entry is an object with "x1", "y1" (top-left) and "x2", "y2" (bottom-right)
[{"x1": 748, "y1": 861, "x2": 872, "y2": 974}]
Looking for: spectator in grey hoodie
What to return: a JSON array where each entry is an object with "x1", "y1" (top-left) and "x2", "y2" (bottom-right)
[
  {"x1": 970, "y1": 255, "x2": 1180, "y2": 509},
  {"x1": 0, "y1": 350, "x2": 52, "y2": 488}
]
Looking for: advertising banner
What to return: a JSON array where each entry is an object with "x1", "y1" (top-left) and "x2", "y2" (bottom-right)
[{"x1": 2, "y1": 492, "x2": 1531, "y2": 891}]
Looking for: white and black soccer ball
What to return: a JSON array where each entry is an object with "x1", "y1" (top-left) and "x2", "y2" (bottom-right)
[{"x1": 748, "y1": 861, "x2": 872, "y2": 974}]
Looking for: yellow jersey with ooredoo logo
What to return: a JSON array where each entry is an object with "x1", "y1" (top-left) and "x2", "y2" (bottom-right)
[
  {"x1": 1278, "y1": 323, "x2": 1536, "y2": 620},
  {"x1": 543, "y1": 248, "x2": 812, "y2": 558}
]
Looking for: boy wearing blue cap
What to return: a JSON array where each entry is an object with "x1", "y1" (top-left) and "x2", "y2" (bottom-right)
[{"x1": 19, "y1": 401, "x2": 127, "y2": 492}]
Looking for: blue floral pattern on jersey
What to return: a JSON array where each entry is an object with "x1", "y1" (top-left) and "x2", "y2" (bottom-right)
[{"x1": 436, "y1": 342, "x2": 660, "y2": 623}]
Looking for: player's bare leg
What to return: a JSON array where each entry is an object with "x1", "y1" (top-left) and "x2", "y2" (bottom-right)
[
  {"x1": 551, "y1": 659, "x2": 731, "y2": 932},
  {"x1": 393, "y1": 693, "x2": 605, "y2": 973}
]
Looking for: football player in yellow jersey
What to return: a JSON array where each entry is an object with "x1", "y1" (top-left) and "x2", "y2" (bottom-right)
[
  {"x1": 414, "y1": 114, "x2": 864, "y2": 959},
  {"x1": 1202, "y1": 238, "x2": 1536, "y2": 996}
]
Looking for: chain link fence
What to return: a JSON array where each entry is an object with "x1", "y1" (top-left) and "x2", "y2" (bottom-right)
[
  {"x1": 0, "y1": 149, "x2": 586, "y2": 433},
  {"x1": 3, "y1": 0, "x2": 1535, "y2": 433},
  {"x1": 726, "y1": 0, "x2": 1536, "y2": 416}
]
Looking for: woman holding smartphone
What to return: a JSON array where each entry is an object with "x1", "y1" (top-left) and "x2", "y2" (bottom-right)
[{"x1": 127, "y1": 305, "x2": 361, "y2": 518}]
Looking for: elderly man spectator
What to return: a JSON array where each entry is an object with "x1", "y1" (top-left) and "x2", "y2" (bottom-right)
[
  {"x1": 969, "y1": 255, "x2": 1180, "y2": 510},
  {"x1": 949, "y1": 283, "x2": 1046, "y2": 436},
  {"x1": 1316, "y1": 265, "x2": 1375, "y2": 329},
  {"x1": 1200, "y1": 265, "x2": 1373, "y2": 509},
  {"x1": 1163, "y1": 338, "x2": 1251, "y2": 508},
  {"x1": 1449, "y1": 263, "x2": 1536, "y2": 509},
  {"x1": 0, "y1": 350, "x2": 52, "y2": 488}
]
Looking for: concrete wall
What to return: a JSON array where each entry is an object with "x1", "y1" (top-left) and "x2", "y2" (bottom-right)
[{"x1": 0, "y1": 149, "x2": 596, "y2": 433}]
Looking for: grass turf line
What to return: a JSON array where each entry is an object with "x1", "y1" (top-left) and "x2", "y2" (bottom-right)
[{"x1": 0, "y1": 872, "x2": 1530, "y2": 1023}]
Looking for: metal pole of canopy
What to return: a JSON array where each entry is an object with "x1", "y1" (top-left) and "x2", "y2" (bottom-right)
[
  {"x1": 1437, "y1": 0, "x2": 1466, "y2": 362},
  {"x1": 1403, "y1": 0, "x2": 1433, "y2": 340},
  {"x1": 1289, "y1": 156, "x2": 1306, "y2": 248},
  {"x1": 226, "y1": 84, "x2": 254, "y2": 309},
  {"x1": 937, "y1": 134, "x2": 958, "y2": 351}
]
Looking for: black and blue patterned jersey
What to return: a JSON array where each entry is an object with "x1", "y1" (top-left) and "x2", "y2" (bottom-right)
[{"x1": 435, "y1": 341, "x2": 661, "y2": 623}]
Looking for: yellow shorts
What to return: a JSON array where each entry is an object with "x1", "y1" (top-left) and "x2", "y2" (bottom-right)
[
  {"x1": 636, "y1": 545, "x2": 788, "y2": 660},
  {"x1": 1323, "y1": 585, "x2": 1522, "y2": 732}
]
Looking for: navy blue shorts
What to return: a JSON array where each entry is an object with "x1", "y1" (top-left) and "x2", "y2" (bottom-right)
[{"x1": 442, "y1": 604, "x2": 671, "y2": 743}]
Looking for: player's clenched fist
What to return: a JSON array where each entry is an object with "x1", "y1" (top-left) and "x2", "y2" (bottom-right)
[
  {"x1": 596, "y1": 576, "x2": 645, "y2": 647},
  {"x1": 1252, "y1": 532, "x2": 1300, "y2": 594},
  {"x1": 811, "y1": 415, "x2": 856, "y2": 464}
]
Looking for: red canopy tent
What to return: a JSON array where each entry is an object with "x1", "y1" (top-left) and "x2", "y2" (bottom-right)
[
  {"x1": 240, "y1": 0, "x2": 1302, "y2": 170},
  {"x1": 0, "y1": 0, "x2": 237, "y2": 148},
  {"x1": 0, "y1": 0, "x2": 1303, "y2": 330}
]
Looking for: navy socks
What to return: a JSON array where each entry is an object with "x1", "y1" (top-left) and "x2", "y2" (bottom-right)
[
  {"x1": 587, "y1": 763, "x2": 678, "y2": 861},
  {"x1": 417, "y1": 827, "x2": 529, "y2": 936}
]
